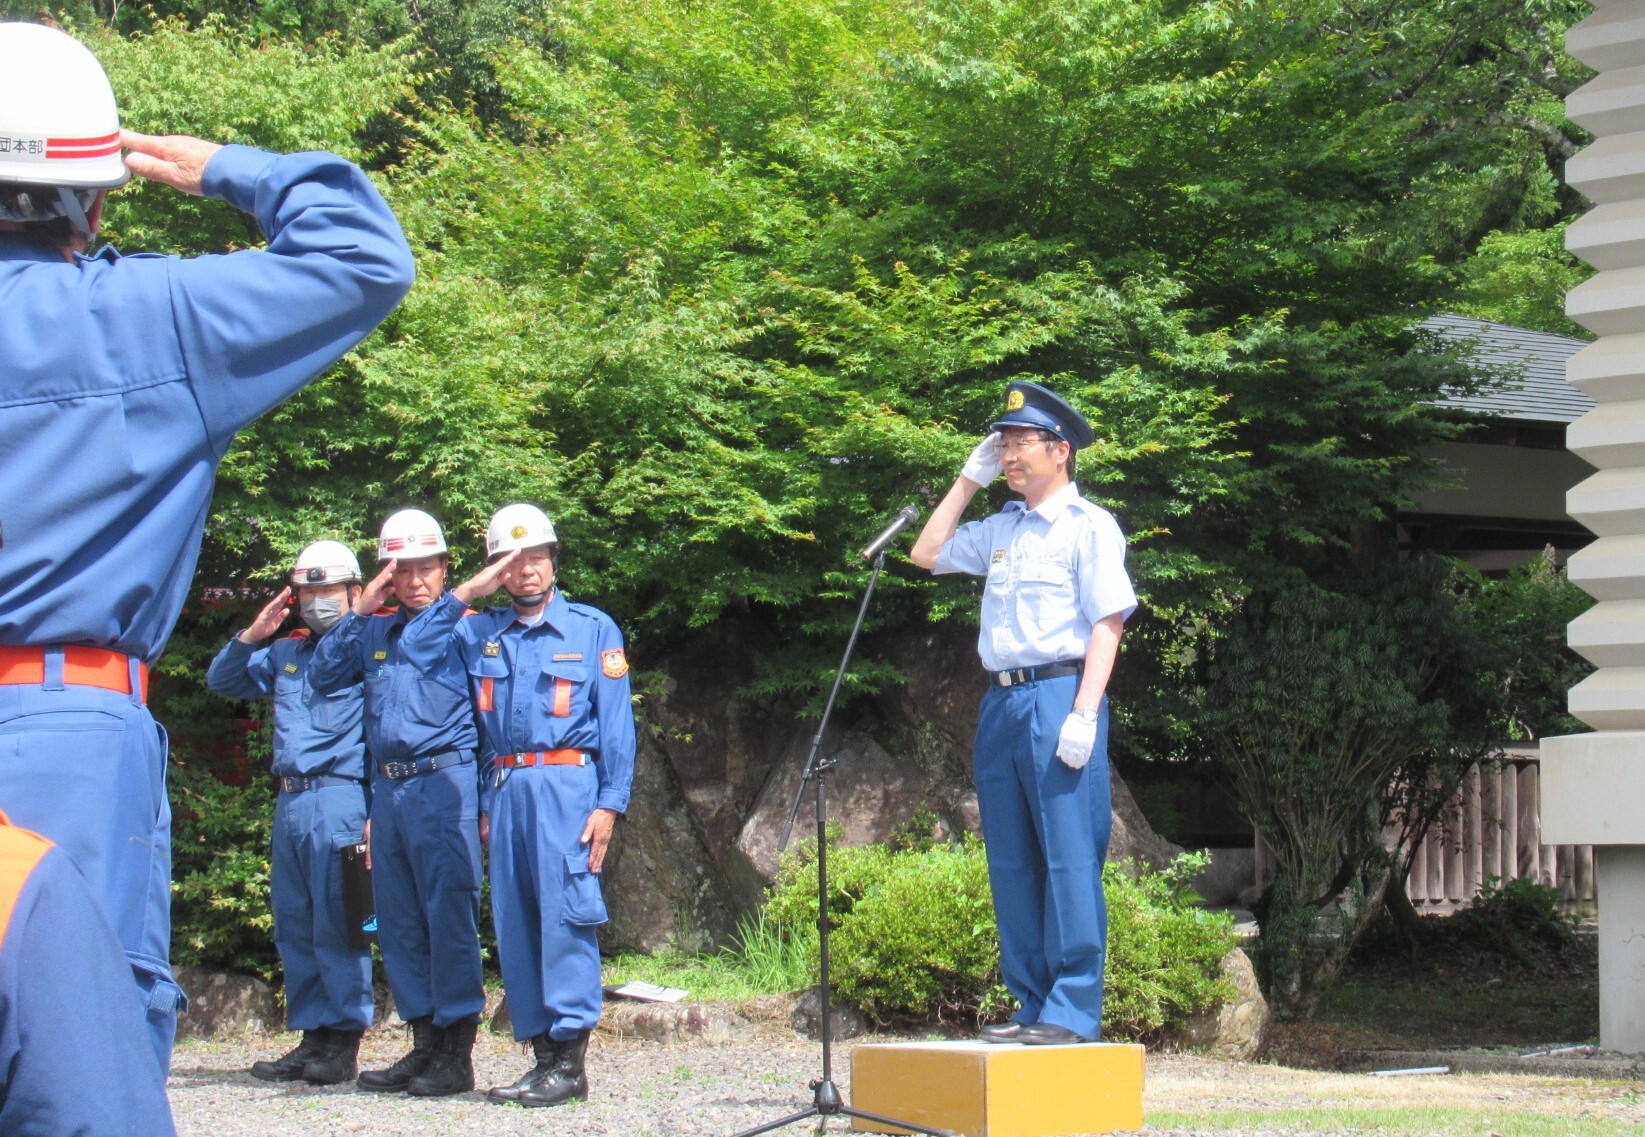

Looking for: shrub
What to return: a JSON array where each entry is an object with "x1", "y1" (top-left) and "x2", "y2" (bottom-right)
[
  {"x1": 1453, "y1": 875, "x2": 1578, "y2": 971},
  {"x1": 766, "y1": 838, "x2": 1237, "y2": 1038},
  {"x1": 169, "y1": 753, "x2": 279, "y2": 981}
]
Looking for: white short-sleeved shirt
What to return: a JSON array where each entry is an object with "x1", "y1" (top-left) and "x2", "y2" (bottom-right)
[{"x1": 935, "y1": 482, "x2": 1138, "y2": 672}]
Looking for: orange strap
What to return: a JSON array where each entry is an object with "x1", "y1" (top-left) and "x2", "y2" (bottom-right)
[
  {"x1": 552, "y1": 678, "x2": 572, "y2": 717},
  {"x1": 476, "y1": 676, "x2": 495, "y2": 713},
  {"x1": 493, "y1": 749, "x2": 587, "y2": 769},
  {"x1": 0, "y1": 812, "x2": 52, "y2": 953},
  {"x1": 0, "y1": 645, "x2": 148, "y2": 704}
]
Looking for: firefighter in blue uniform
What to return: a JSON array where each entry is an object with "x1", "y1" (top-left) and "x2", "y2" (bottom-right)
[
  {"x1": 205, "y1": 540, "x2": 373, "y2": 1085},
  {"x1": 0, "y1": 22, "x2": 414, "y2": 1071},
  {"x1": 398, "y1": 503, "x2": 634, "y2": 1108},
  {"x1": 910, "y1": 380, "x2": 1138, "y2": 1045},
  {"x1": 0, "y1": 812, "x2": 176, "y2": 1136},
  {"x1": 308, "y1": 509, "x2": 485, "y2": 1097}
]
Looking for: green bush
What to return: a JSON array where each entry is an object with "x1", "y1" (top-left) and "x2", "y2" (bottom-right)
[
  {"x1": 767, "y1": 839, "x2": 1236, "y2": 1038},
  {"x1": 169, "y1": 753, "x2": 279, "y2": 981},
  {"x1": 1453, "y1": 875, "x2": 1578, "y2": 970}
]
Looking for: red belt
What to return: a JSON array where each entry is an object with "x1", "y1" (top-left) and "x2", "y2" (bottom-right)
[
  {"x1": 0, "y1": 645, "x2": 148, "y2": 704},
  {"x1": 493, "y1": 749, "x2": 588, "y2": 769}
]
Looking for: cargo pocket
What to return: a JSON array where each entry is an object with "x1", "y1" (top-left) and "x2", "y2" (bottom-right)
[{"x1": 561, "y1": 849, "x2": 608, "y2": 926}]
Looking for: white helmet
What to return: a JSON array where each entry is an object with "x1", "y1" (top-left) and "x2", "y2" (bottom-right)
[
  {"x1": 486, "y1": 503, "x2": 557, "y2": 560},
  {"x1": 378, "y1": 508, "x2": 448, "y2": 561},
  {"x1": 0, "y1": 24, "x2": 129, "y2": 202},
  {"x1": 291, "y1": 540, "x2": 362, "y2": 587}
]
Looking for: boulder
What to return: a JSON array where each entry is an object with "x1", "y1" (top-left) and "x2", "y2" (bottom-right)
[
  {"x1": 790, "y1": 986, "x2": 868, "y2": 1041},
  {"x1": 174, "y1": 967, "x2": 280, "y2": 1038},
  {"x1": 732, "y1": 730, "x2": 939, "y2": 885},
  {"x1": 600, "y1": 730, "x2": 749, "y2": 953},
  {"x1": 1176, "y1": 947, "x2": 1269, "y2": 1060}
]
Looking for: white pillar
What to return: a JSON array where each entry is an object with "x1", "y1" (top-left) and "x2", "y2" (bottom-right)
[{"x1": 1546, "y1": 0, "x2": 1645, "y2": 1054}]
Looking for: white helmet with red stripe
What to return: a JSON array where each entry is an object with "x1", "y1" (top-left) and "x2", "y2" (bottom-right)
[
  {"x1": 378, "y1": 508, "x2": 448, "y2": 561},
  {"x1": 291, "y1": 540, "x2": 363, "y2": 586},
  {"x1": 0, "y1": 24, "x2": 129, "y2": 202}
]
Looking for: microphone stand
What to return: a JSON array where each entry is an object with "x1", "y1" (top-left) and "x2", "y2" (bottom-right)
[{"x1": 732, "y1": 550, "x2": 951, "y2": 1137}]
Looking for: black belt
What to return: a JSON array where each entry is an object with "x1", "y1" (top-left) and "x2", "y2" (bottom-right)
[
  {"x1": 989, "y1": 661, "x2": 1082, "y2": 688},
  {"x1": 378, "y1": 750, "x2": 474, "y2": 781},
  {"x1": 276, "y1": 774, "x2": 363, "y2": 794}
]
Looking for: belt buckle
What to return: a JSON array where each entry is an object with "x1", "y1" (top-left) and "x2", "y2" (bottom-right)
[{"x1": 384, "y1": 762, "x2": 405, "y2": 780}]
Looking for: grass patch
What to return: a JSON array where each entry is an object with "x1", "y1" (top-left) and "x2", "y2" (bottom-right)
[
  {"x1": 601, "y1": 912, "x2": 811, "y2": 1002},
  {"x1": 1148, "y1": 1106, "x2": 1626, "y2": 1136}
]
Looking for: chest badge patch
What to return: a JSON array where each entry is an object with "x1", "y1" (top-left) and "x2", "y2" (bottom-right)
[
  {"x1": 553, "y1": 652, "x2": 584, "y2": 662},
  {"x1": 372, "y1": 650, "x2": 388, "y2": 661},
  {"x1": 601, "y1": 648, "x2": 629, "y2": 679},
  {"x1": 991, "y1": 548, "x2": 1007, "y2": 564},
  {"x1": 283, "y1": 662, "x2": 298, "y2": 674},
  {"x1": 483, "y1": 641, "x2": 501, "y2": 658}
]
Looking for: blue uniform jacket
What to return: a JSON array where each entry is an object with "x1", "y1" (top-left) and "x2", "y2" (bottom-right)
[
  {"x1": 205, "y1": 630, "x2": 368, "y2": 780},
  {"x1": 0, "y1": 824, "x2": 175, "y2": 1137},
  {"x1": 0, "y1": 145, "x2": 414, "y2": 664},
  {"x1": 308, "y1": 601, "x2": 480, "y2": 765},
  {"x1": 400, "y1": 590, "x2": 634, "y2": 815}
]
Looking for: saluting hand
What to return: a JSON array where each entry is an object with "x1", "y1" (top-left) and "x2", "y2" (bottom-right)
[
  {"x1": 960, "y1": 431, "x2": 1003, "y2": 486},
  {"x1": 121, "y1": 131, "x2": 223, "y2": 196},
  {"x1": 239, "y1": 587, "x2": 292, "y2": 644},
  {"x1": 453, "y1": 549, "x2": 522, "y2": 606},
  {"x1": 581, "y1": 808, "x2": 618, "y2": 873},
  {"x1": 353, "y1": 561, "x2": 395, "y2": 616}
]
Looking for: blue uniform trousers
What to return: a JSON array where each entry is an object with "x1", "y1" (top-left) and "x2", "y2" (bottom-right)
[
  {"x1": 272, "y1": 782, "x2": 374, "y2": 1032},
  {"x1": 0, "y1": 679, "x2": 180, "y2": 1073},
  {"x1": 370, "y1": 760, "x2": 484, "y2": 1026},
  {"x1": 973, "y1": 675, "x2": 1111, "y2": 1041},
  {"x1": 490, "y1": 763, "x2": 607, "y2": 1041}
]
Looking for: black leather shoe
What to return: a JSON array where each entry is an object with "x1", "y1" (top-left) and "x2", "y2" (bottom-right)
[
  {"x1": 487, "y1": 1034, "x2": 558, "y2": 1104},
  {"x1": 978, "y1": 1022, "x2": 1023, "y2": 1043},
  {"x1": 357, "y1": 1018, "x2": 438, "y2": 1093},
  {"x1": 303, "y1": 1028, "x2": 364, "y2": 1085},
  {"x1": 518, "y1": 1030, "x2": 589, "y2": 1107},
  {"x1": 1018, "y1": 1022, "x2": 1090, "y2": 1045}
]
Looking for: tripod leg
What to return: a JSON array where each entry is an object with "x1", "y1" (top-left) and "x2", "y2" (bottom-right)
[
  {"x1": 727, "y1": 1105, "x2": 821, "y2": 1137},
  {"x1": 839, "y1": 1105, "x2": 957, "y2": 1137}
]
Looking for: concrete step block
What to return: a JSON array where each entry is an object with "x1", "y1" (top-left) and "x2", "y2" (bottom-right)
[
  {"x1": 1567, "y1": 334, "x2": 1645, "y2": 405},
  {"x1": 1568, "y1": 534, "x2": 1645, "y2": 600},
  {"x1": 1568, "y1": 2, "x2": 1645, "y2": 74},
  {"x1": 1569, "y1": 667, "x2": 1645, "y2": 732}
]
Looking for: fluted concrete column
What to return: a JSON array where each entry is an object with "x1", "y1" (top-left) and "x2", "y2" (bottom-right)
[{"x1": 1545, "y1": 0, "x2": 1645, "y2": 1055}]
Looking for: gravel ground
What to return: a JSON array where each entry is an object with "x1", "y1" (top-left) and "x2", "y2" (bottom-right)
[{"x1": 171, "y1": 1023, "x2": 1645, "y2": 1137}]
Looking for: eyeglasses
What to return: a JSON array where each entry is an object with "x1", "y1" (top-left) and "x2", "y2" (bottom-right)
[{"x1": 999, "y1": 434, "x2": 1056, "y2": 454}]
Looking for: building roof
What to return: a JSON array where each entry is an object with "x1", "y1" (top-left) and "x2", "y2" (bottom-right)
[{"x1": 1421, "y1": 314, "x2": 1594, "y2": 425}]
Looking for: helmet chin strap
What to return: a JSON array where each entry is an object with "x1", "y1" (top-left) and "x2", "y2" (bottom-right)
[{"x1": 55, "y1": 186, "x2": 93, "y2": 239}]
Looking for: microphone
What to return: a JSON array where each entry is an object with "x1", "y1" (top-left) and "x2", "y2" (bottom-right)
[{"x1": 860, "y1": 504, "x2": 921, "y2": 560}]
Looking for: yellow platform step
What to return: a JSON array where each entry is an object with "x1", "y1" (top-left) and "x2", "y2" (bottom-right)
[{"x1": 849, "y1": 1039, "x2": 1144, "y2": 1137}]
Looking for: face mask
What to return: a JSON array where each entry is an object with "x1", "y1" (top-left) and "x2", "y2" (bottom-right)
[{"x1": 300, "y1": 595, "x2": 346, "y2": 634}]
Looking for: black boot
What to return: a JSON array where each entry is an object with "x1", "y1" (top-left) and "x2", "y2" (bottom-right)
[
  {"x1": 486, "y1": 1034, "x2": 558, "y2": 1104},
  {"x1": 407, "y1": 1014, "x2": 478, "y2": 1097},
  {"x1": 302, "y1": 1028, "x2": 364, "y2": 1085},
  {"x1": 357, "y1": 1017, "x2": 438, "y2": 1093},
  {"x1": 250, "y1": 1030, "x2": 327, "y2": 1082},
  {"x1": 518, "y1": 1030, "x2": 589, "y2": 1107}
]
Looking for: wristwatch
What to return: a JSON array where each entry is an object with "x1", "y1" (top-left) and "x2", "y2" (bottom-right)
[{"x1": 1074, "y1": 706, "x2": 1099, "y2": 723}]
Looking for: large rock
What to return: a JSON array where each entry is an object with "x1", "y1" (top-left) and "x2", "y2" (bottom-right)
[
  {"x1": 174, "y1": 966, "x2": 280, "y2": 1038},
  {"x1": 1176, "y1": 947, "x2": 1269, "y2": 1060},
  {"x1": 600, "y1": 728, "x2": 748, "y2": 954},
  {"x1": 733, "y1": 730, "x2": 940, "y2": 884}
]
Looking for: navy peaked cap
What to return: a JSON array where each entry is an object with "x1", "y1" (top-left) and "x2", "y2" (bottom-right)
[{"x1": 989, "y1": 380, "x2": 1095, "y2": 450}]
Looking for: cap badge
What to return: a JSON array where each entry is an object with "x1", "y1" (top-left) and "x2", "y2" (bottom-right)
[
  {"x1": 1006, "y1": 389, "x2": 1025, "y2": 411},
  {"x1": 510, "y1": 525, "x2": 527, "y2": 540}
]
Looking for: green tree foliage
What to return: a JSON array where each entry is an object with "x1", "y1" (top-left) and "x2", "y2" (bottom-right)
[
  {"x1": 18, "y1": 3, "x2": 1595, "y2": 1000},
  {"x1": 1199, "y1": 556, "x2": 1525, "y2": 1015}
]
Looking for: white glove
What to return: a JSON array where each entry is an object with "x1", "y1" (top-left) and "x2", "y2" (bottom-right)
[
  {"x1": 961, "y1": 432, "x2": 1003, "y2": 485},
  {"x1": 1056, "y1": 711, "x2": 1098, "y2": 770}
]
